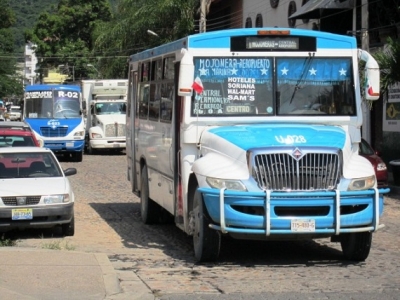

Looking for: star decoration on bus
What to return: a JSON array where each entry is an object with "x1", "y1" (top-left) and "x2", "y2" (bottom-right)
[
  {"x1": 231, "y1": 67, "x2": 238, "y2": 75},
  {"x1": 339, "y1": 68, "x2": 347, "y2": 76},
  {"x1": 309, "y1": 68, "x2": 317, "y2": 75},
  {"x1": 198, "y1": 67, "x2": 207, "y2": 76},
  {"x1": 281, "y1": 67, "x2": 289, "y2": 75},
  {"x1": 261, "y1": 68, "x2": 268, "y2": 75}
]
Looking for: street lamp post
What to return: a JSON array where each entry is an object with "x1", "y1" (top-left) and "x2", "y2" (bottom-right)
[
  {"x1": 58, "y1": 64, "x2": 75, "y2": 82},
  {"x1": 87, "y1": 64, "x2": 101, "y2": 79}
]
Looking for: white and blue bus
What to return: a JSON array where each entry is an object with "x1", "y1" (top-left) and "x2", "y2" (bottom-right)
[
  {"x1": 126, "y1": 28, "x2": 390, "y2": 262},
  {"x1": 24, "y1": 84, "x2": 85, "y2": 162}
]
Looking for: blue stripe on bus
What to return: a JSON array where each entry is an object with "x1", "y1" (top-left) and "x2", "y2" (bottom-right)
[
  {"x1": 25, "y1": 85, "x2": 81, "y2": 92},
  {"x1": 130, "y1": 28, "x2": 356, "y2": 62},
  {"x1": 187, "y1": 28, "x2": 355, "y2": 49},
  {"x1": 208, "y1": 124, "x2": 346, "y2": 150}
]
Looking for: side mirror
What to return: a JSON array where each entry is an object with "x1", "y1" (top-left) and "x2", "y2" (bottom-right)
[
  {"x1": 64, "y1": 168, "x2": 77, "y2": 176},
  {"x1": 178, "y1": 49, "x2": 194, "y2": 97}
]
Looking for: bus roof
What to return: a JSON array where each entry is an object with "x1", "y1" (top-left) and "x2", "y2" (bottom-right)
[
  {"x1": 129, "y1": 27, "x2": 357, "y2": 62},
  {"x1": 25, "y1": 84, "x2": 81, "y2": 92}
]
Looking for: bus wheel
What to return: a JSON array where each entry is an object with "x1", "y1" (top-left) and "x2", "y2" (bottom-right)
[
  {"x1": 340, "y1": 232, "x2": 372, "y2": 261},
  {"x1": 73, "y1": 152, "x2": 83, "y2": 162},
  {"x1": 140, "y1": 165, "x2": 161, "y2": 224},
  {"x1": 192, "y1": 188, "x2": 220, "y2": 262}
]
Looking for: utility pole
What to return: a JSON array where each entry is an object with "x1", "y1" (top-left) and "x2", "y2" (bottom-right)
[
  {"x1": 200, "y1": 0, "x2": 207, "y2": 33},
  {"x1": 361, "y1": 0, "x2": 371, "y2": 143}
]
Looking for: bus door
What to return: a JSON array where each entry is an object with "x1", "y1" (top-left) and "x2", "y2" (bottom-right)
[{"x1": 127, "y1": 69, "x2": 138, "y2": 192}]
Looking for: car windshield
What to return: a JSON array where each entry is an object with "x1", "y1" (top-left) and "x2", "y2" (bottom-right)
[
  {"x1": 0, "y1": 152, "x2": 62, "y2": 178},
  {"x1": 0, "y1": 136, "x2": 36, "y2": 147}
]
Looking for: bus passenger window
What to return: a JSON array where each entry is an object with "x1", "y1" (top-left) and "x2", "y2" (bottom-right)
[
  {"x1": 160, "y1": 83, "x2": 173, "y2": 122},
  {"x1": 149, "y1": 84, "x2": 160, "y2": 120},
  {"x1": 139, "y1": 84, "x2": 149, "y2": 119}
]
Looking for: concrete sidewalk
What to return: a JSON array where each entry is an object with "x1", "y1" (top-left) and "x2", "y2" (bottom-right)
[{"x1": 0, "y1": 248, "x2": 153, "y2": 300}]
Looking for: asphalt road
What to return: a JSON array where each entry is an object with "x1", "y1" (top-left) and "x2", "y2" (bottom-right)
[{"x1": 9, "y1": 151, "x2": 400, "y2": 299}]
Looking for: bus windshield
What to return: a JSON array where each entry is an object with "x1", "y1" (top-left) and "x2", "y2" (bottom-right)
[
  {"x1": 191, "y1": 57, "x2": 355, "y2": 117},
  {"x1": 25, "y1": 89, "x2": 81, "y2": 119}
]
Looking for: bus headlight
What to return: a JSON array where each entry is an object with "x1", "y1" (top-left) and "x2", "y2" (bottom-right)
[
  {"x1": 206, "y1": 177, "x2": 247, "y2": 191},
  {"x1": 348, "y1": 175, "x2": 375, "y2": 190},
  {"x1": 74, "y1": 131, "x2": 84, "y2": 137}
]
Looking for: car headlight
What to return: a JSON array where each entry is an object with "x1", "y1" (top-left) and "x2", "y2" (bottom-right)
[
  {"x1": 348, "y1": 175, "x2": 375, "y2": 190},
  {"x1": 206, "y1": 177, "x2": 247, "y2": 191},
  {"x1": 43, "y1": 194, "x2": 70, "y2": 204},
  {"x1": 377, "y1": 162, "x2": 387, "y2": 171}
]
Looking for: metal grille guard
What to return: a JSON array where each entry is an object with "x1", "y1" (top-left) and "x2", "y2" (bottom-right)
[{"x1": 198, "y1": 187, "x2": 390, "y2": 235}]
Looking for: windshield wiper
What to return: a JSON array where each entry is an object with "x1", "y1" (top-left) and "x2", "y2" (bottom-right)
[{"x1": 289, "y1": 53, "x2": 315, "y2": 104}]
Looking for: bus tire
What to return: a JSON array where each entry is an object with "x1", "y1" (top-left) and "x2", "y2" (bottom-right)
[
  {"x1": 73, "y1": 151, "x2": 83, "y2": 162},
  {"x1": 140, "y1": 165, "x2": 161, "y2": 224},
  {"x1": 193, "y1": 188, "x2": 221, "y2": 262},
  {"x1": 340, "y1": 231, "x2": 372, "y2": 261}
]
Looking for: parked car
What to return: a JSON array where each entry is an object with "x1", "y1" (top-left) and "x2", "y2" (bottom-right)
[
  {"x1": 5, "y1": 106, "x2": 22, "y2": 121},
  {"x1": 0, "y1": 121, "x2": 42, "y2": 147},
  {"x1": 359, "y1": 138, "x2": 388, "y2": 187},
  {"x1": 0, "y1": 147, "x2": 76, "y2": 235}
]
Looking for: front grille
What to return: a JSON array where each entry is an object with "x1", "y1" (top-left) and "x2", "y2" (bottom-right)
[
  {"x1": 105, "y1": 124, "x2": 125, "y2": 137},
  {"x1": 40, "y1": 126, "x2": 68, "y2": 137},
  {"x1": 251, "y1": 148, "x2": 342, "y2": 191},
  {"x1": 1, "y1": 196, "x2": 41, "y2": 206}
]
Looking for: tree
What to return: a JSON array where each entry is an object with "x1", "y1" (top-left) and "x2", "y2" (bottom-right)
[
  {"x1": 0, "y1": 0, "x2": 22, "y2": 99},
  {"x1": 25, "y1": 0, "x2": 112, "y2": 81},
  {"x1": 373, "y1": 37, "x2": 400, "y2": 93},
  {"x1": 92, "y1": 0, "x2": 199, "y2": 78}
]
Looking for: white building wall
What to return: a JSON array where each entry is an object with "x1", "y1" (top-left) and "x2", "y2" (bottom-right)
[
  {"x1": 24, "y1": 42, "x2": 38, "y2": 86},
  {"x1": 242, "y1": 0, "x2": 315, "y2": 30}
]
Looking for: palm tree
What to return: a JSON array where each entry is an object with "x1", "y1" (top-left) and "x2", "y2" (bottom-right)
[{"x1": 373, "y1": 37, "x2": 400, "y2": 93}]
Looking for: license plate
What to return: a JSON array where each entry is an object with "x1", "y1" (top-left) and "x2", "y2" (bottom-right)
[
  {"x1": 113, "y1": 143, "x2": 120, "y2": 148},
  {"x1": 12, "y1": 208, "x2": 33, "y2": 220},
  {"x1": 291, "y1": 219, "x2": 315, "y2": 232},
  {"x1": 66, "y1": 142, "x2": 74, "y2": 148}
]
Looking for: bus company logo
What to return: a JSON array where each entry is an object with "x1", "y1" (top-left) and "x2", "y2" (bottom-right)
[
  {"x1": 48, "y1": 119, "x2": 61, "y2": 129},
  {"x1": 291, "y1": 148, "x2": 303, "y2": 160}
]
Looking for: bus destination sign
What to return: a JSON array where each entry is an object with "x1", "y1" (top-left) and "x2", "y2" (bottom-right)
[{"x1": 246, "y1": 37, "x2": 299, "y2": 50}]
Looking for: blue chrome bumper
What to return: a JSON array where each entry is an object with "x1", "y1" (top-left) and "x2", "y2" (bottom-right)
[{"x1": 198, "y1": 187, "x2": 390, "y2": 235}]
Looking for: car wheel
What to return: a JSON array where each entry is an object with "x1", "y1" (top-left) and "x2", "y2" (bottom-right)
[
  {"x1": 140, "y1": 165, "x2": 161, "y2": 224},
  {"x1": 62, "y1": 217, "x2": 75, "y2": 236},
  {"x1": 192, "y1": 188, "x2": 221, "y2": 262},
  {"x1": 340, "y1": 231, "x2": 372, "y2": 261}
]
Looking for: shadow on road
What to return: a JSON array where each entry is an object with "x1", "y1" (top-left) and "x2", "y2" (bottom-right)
[{"x1": 88, "y1": 202, "x2": 357, "y2": 268}]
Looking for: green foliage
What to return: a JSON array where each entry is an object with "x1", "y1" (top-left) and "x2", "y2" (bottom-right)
[
  {"x1": 373, "y1": 37, "x2": 400, "y2": 92},
  {"x1": 10, "y1": 0, "x2": 58, "y2": 51},
  {"x1": 26, "y1": 0, "x2": 113, "y2": 81},
  {"x1": 0, "y1": 0, "x2": 22, "y2": 98},
  {"x1": 0, "y1": 234, "x2": 17, "y2": 247},
  {"x1": 93, "y1": 0, "x2": 199, "y2": 78}
]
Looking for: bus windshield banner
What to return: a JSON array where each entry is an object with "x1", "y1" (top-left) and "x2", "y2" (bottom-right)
[{"x1": 191, "y1": 56, "x2": 353, "y2": 117}]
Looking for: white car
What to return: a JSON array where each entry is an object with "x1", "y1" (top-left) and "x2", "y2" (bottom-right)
[
  {"x1": 6, "y1": 106, "x2": 21, "y2": 121},
  {"x1": 0, "y1": 147, "x2": 76, "y2": 235}
]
